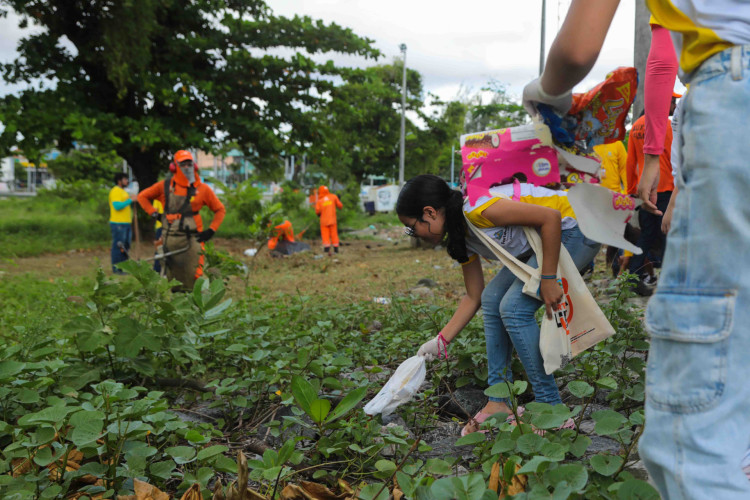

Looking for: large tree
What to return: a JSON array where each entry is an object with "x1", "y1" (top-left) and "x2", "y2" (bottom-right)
[
  {"x1": 463, "y1": 80, "x2": 526, "y2": 132},
  {"x1": 0, "y1": 0, "x2": 379, "y2": 186},
  {"x1": 308, "y1": 60, "x2": 424, "y2": 183}
]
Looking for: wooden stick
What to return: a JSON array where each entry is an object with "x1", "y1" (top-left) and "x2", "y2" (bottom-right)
[{"x1": 132, "y1": 203, "x2": 141, "y2": 260}]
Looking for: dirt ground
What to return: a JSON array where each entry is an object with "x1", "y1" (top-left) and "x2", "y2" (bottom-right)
[{"x1": 0, "y1": 232, "x2": 484, "y2": 303}]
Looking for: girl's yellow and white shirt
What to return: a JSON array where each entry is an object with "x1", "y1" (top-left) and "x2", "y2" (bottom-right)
[
  {"x1": 647, "y1": 0, "x2": 750, "y2": 75},
  {"x1": 461, "y1": 184, "x2": 578, "y2": 265}
]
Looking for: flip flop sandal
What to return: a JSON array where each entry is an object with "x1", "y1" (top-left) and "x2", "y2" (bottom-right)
[
  {"x1": 503, "y1": 406, "x2": 526, "y2": 425},
  {"x1": 461, "y1": 406, "x2": 525, "y2": 437}
]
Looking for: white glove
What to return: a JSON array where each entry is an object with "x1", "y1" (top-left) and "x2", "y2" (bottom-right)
[
  {"x1": 522, "y1": 77, "x2": 573, "y2": 118},
  {"x1": 417, "y1": 333, "x2": 449, "y2": 362}
]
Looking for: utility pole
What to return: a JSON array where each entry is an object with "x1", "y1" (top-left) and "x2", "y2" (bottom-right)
[
  {"x1": 399, "y1": 43, "x2": 407, "y2": 187},
  {"x1": 633, "y1": 0, "x2": 652, "y2": 119},
  {"x1": 539, "y1": 0, "x2": 546, "y2": 75},
  {"x1": 450, "y1": 144, "x2": 455, "y2": 187}
]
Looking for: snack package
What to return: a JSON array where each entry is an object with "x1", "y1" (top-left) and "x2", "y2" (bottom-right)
[
  {"x1": 541, "y1": 66, "x2": 638, "y2": 155},
  {"x1": 460, "y1": 123, "x2": 560, "y2": 205},
  {"x1": 461, "y1": 68, "x2": 637, "y2": 200},
  {"x1": 540, "y1": 66, "x2": 637, "y2": 185}
]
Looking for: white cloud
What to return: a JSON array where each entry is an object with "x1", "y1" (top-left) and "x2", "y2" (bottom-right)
[{"x1": 269, "y1": 0, "x2": 635, "y2": 101}]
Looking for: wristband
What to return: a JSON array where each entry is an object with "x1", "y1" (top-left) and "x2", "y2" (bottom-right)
[
  {"x1": 437, "y1": 332, "x2": 449, "y2": 360},
  {"x1": 541, "y1": 274, "x2": 557, "y2": 280}
]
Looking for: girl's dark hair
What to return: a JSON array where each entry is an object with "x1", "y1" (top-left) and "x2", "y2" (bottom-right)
[
  {"x1": 396, "y1": 174, "x2": 468, "y2": 263},
  {"x1": 114, "y1": 172, "x2": 128, "y2": 184}
]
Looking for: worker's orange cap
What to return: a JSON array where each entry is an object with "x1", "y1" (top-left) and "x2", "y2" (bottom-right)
[
  {"x1": 174, "y1": 150, "x2": 194, "y2": 163},
  {"x1": 672, "y1": 91, "x2": 682, "y2": 98}
]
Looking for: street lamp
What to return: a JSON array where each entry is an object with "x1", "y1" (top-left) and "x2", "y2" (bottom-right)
[
  {"x1": 398, "y1": 43, "x2": 407, "y2": 187},
  {"x1": 539, "y1": 0, "x2": 546, "y2": 75}
]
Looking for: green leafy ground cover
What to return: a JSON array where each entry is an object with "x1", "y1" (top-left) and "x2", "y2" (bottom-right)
[{"x1": 0, "y1": 238, "x2": 657, "y2": 499}]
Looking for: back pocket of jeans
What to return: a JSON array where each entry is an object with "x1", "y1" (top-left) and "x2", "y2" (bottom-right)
[{"x1": 644, "y1": 288, "x2": 735, "y2": 413}]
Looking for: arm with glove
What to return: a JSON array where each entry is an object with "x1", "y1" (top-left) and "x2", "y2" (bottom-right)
[
  {"x1": 417, "y1": 257, "x2": 484, "y2": 361},
  {"x1": 196, "y1": 186, "x2": 226, "y2": 243},
  {"x1": 522, "y1": 0, "x2": 620, "y2": 118}
]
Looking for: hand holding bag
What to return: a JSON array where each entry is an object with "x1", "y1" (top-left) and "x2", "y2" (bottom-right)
[{"x1": 467, "y1": 218, "x2": 614, "y2": 373}]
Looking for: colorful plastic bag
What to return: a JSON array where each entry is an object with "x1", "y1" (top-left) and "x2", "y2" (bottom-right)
[{"x1": 540, "y1": 66, "x2": 637, "y2": 155}]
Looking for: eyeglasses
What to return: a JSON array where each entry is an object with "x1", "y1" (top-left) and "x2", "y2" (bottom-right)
[{"x1": 404, "y1": 219, "x2": 419, "y2": 237}]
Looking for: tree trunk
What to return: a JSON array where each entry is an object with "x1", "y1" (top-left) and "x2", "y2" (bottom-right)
[{"x1": 123, "y1": 149, "x2": 165, "y2": 189}]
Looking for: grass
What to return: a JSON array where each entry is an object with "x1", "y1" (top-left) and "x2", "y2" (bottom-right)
[
  {"x1": 0, "y1": 197, "x2": 110, "y2": 258},
  {"x1": 1, "y1": 191, "x2": 402, "y2": 258},
  {"x1": 216, "y1": 204, "x2": 400, "y2": 240}
]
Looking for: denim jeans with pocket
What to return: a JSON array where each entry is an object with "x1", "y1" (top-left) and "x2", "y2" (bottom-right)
[
  {"x1": 639, "y1": 45, "x2": 750, "y2": 498},
  {"x1": 481, "y1": 225, "x2": 600, "y2": 405}
]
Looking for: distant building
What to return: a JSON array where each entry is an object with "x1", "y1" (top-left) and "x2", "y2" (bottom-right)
[{"x1": 0, "y1": 152, "x2": 58, "y2": 192}]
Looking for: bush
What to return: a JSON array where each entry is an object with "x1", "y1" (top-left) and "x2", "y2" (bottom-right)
[
  {"x1": 220, "y1": 180, "x2": 263, "y2": 226},
  {"x1": 272, "y1": 181, "x2": 308, "y2": 216},
  {"x1": 37, "y1": 179, "x2": 110, "y2": 212},
  {"x1": 47, "y1": 149, "x2": 122, "y2": 183}
]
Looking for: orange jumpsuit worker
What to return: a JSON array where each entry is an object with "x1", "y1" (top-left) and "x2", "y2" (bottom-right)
[
  {"x1": 138, "y1": 150, "x2": 226, "y2": 291},
  {"x1": 268, "y1": 220, "x2": 295, "y2": 250},
  {"x1": 315, "y1": 185, "x2": 343, "y2": 255}
]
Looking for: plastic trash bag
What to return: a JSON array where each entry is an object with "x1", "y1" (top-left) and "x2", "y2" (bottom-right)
[{"x1": 364, "y1": 356, "x2": 426, "y2": 417}]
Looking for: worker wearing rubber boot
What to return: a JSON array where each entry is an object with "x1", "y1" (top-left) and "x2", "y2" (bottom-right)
[
  {"x1": 138, "y1": 150, "x2": 226, "y2": 291},
  {"x1": 315, "y1": 185, "x2": 342, "y2": 256}
]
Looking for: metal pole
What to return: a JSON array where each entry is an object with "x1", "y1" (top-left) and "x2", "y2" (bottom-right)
[
  {"x1": 539, "y1": 0, "x2": 546, "y2": 76},
  {"x1": 399, "y1": 43, "x2": 407, "y2": 187},
  {"x1": 633, "y1": 0, "x2": 652, "y2": 120},
  {"x1": 450, "y1": 144, "x2": 455, "y2": 186}
]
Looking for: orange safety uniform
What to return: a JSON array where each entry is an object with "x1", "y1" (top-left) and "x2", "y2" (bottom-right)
[
  {"x1": 626, "y1": 115, "x2": 675, "y2": 195},
  {"x1": 315, "y1": 186, "x2": 343, "y2": 248},
  {"x1": 268, "y1": 220, "x2": 295, "y2": 250},
  {"x1": 138, "y1": 167, "x2": 225, "y2": 283}
]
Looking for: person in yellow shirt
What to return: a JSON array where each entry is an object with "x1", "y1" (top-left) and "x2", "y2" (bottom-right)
[
  {"x1": 108, "y1": 172, "x2": 136, "y2": 274},
  {"x1": 593, "y1": 141, "x2": 627, "y2": 194}
]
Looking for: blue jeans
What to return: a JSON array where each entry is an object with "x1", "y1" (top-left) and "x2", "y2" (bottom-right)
[
  {"x1": 153, "y1": 227, "x2": 163, "y2": 273},
  {"x1": 110, "y1": 222, "x2": 131, "y2": 273},
  {"x1": 481, "y1": 225, "x2": 600, "y2": 405},
  {"x1": 639, "y1": 45, "x2": 750, "y2": 499}
]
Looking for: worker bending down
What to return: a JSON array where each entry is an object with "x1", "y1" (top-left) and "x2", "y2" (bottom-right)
[{"x1": 268, "y1": 220, "x2": 295, "y2": 250}]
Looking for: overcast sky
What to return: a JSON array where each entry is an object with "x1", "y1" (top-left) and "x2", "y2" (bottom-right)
[{"x1": 269, "y1": 0, "x2": 637, "y2": 103}]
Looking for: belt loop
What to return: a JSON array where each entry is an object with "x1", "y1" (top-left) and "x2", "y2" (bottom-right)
[{"x1": 731, "y1": 45, "x2": 742, "y2": 81}]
